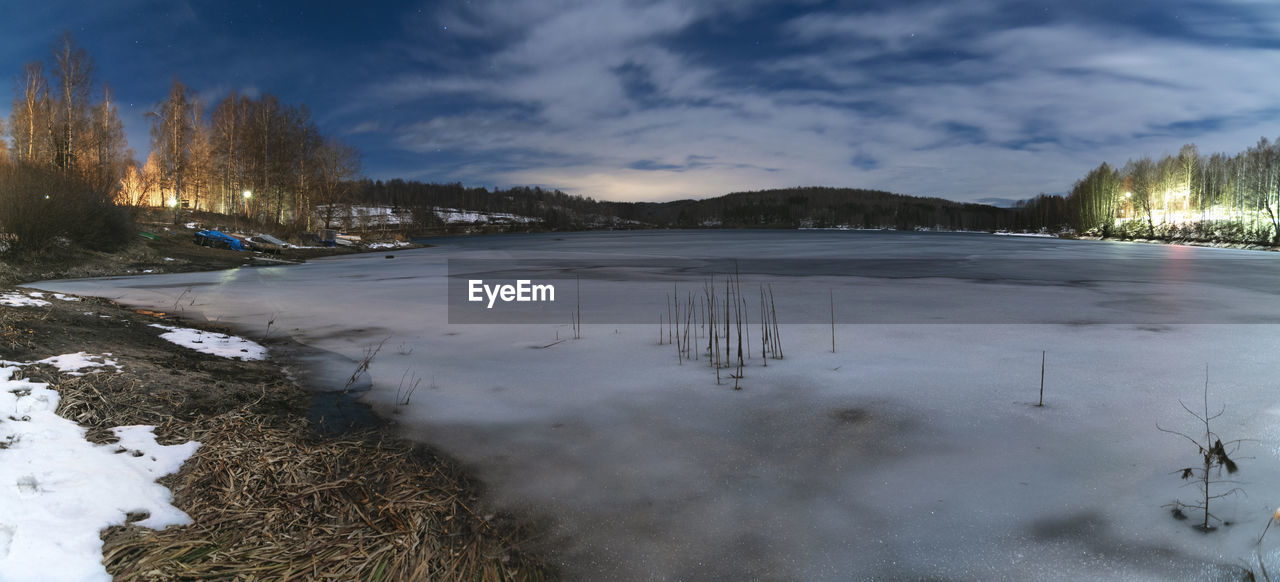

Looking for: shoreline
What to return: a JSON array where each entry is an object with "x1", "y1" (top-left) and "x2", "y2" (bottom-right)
[{"x1": 1, "y1": 236, "x2": 552, "y2": 579}]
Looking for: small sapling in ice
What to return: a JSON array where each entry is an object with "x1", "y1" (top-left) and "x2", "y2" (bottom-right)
[{"x1": 1158, "y1": 365, "x2": 1246, "y2": 532}]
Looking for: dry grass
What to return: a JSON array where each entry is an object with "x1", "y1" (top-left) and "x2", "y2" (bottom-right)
[
  {"x1": 0, "y1": 308, "x2": 37, "y2": 351},
  {"x1": 43, "y1": 359, "x2": 550, "y2": 581},
  {"x1": 100, "y1": 412, "x2": 547, "y2": 581}
]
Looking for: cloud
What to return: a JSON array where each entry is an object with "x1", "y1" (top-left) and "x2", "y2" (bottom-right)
[
  {"x1": 783, "y1": 2, "x2": 997, "y2": 50},
  {"x1": 336, "y1": 0, "x2": 1280, "y2": 202},
  {"x1": 345, "y1": 120, "x2": 382, "y2": 135}
]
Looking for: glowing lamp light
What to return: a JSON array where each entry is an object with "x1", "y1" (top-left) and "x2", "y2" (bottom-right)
[
  {"x1": 168, "y1": 197, "x2": 178, "y2": 208},
  {"x1": 242, "y1": 190, "x2": 252, "y2": 199},
  {"x1": 1124, "y1": 192, "x2": 1132, "y2": 198}
]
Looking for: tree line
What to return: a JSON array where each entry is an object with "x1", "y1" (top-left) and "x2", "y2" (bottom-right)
[
  {"x1": 1024, "y1": 141, "x2": 1280, "y2": 244},
  {"x1": 343, "y1": 181, "x2": 1023, "y2": 233},
  {"x1": 133, "y1": 83, "x2": 360, "y2": 230},
  {"x1": 0, "y1": 32, "x2": 133, "y2": 253},
  {"x1": 1, "y1": 31, "x2": 361, "y2": 254}
]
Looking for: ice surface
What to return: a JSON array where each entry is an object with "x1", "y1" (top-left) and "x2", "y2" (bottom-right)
[
  {"x1": 0, "y1": 362, "x2": 198, "y2": 582},
  {"x1": 28, "y1": 230, "x2": 1280, "y2": 580}
]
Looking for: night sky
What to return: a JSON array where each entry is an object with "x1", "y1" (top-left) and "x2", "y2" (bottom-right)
[{"x1": 4, "y1": 0, "x2": 1279, "y2": 204}]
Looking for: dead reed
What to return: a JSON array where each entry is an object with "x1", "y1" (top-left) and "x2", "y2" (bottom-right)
[
  {"x1": 668, "y1": 269, "x2": 783, "y2": 388},
  {"x1": 43, "y1": 355, "x2": 549, "y2": 582},
  {"x1": 99, "y1": 410, "x2": 547, "y2": 581}
]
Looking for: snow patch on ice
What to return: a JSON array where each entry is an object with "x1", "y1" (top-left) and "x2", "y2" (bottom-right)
[{"x1": 149, "y1": 324, "x2": 267, "y2": 361}]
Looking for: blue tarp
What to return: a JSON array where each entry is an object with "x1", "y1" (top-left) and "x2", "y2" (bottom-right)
[{"x1": 194, "y1": 230, "x2": 246, "y2": 251}]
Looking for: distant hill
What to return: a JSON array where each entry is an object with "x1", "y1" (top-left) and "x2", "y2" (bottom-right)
[
  {"x1": 347, "y1": 180, "x2": 1024, "y2": 233},
  {"x1": 616, "y1": 187, "x2": 1014, "y2": 231}
]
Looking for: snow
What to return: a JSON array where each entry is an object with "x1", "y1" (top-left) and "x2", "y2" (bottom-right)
[
  {"x1": 314, "y1": 204, "x2": 411, "y2": 229},
  {"x1": 0, "y1": 292, "x2": 50, "y2": 307},
  {"x1": 366, "y1": 241, "x2": 413, "y2": 249},
  {"x1": 31, "y1": 353, "x2": 121, "y2": 376},
  {"x1": 0, "y1": 360, "x2": 199, "y2": 582},
  {"x1": 312, "y1": 204, "x2": 540, "y2": 228},
  {"x1": 27, "y1": 231, "x2": 1280, "y2": 580},
  {"x1": 51, "y1": 293, "x2": 80, "y2": 302},
  {"x1": 434, "y1": 207, "x2": 540, "y2": 224},
  {"x1": 994, "y1": 231, "x2": 1058, "y2": 238},
  {"x1": 149, "y1": 324, "x2": 267, "y2": 361}
]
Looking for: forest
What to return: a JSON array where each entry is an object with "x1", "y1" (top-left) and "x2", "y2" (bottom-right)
[
  {"x1": 346, "y1": 181, "x2": 1026, "y2": 232},
  {"x1": 1019, "y1": 142, "x2": 1280, "y2": 244},
  {"x1": 0, "y1": 32, "x2": 358, "y2": 253}
]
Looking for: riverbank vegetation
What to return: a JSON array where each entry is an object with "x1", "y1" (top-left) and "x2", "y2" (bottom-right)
[
  {"x1": 1017, "y1": 141, "x2": 1280, "y2": 245},
  {"x1": 1, "y1": 279, "x2": 549, "y2": 580}
]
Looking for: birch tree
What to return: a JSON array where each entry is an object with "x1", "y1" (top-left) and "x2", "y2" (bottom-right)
[
  {"x1": 315, "y1": 138, "x2": 361, "y2": 229},
  {"x1": 9, "y1": 62, "x2": 53, "y2": 164},
  {"x1": 87, "y1": 84, "x2": 130, "y2": 191},
  {"x1": 51, "y1": 32, "x2": 93, "y2": 174},
  {"x1": 150, "y1": 79, "x2": 194, "y2": 223}
]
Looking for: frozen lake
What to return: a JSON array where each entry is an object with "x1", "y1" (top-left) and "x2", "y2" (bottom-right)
[{"x1": 31, "y1": 230, "x2": 1280, "y2": 580}]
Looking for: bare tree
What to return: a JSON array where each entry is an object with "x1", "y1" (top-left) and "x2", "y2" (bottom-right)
[
  {"x1": 149, "y1": 79, "x2": 194, "y2": 223},
  {"x1": 51, "y1": 31, "x2": 93, "y2": 174},
  {"x1": 1176, "y1": 144, "x2": 1202, "y2": 215},
  {"x1": 116, "y1": 162, "x2": 147, "y2": 207},
  {"x1": 1125, "y1": 157, "x2": 1158, "y2": 237},
  {"x1": 1247, "y1": 138, "x2": 1280, "y2": 243},
  {"x1": 315, "y1": 138, "x2": 361, "y2": 229},
  {"x1": 186, "y1": 95, "x2": 214, "y2": 212},
  {"x1": 9, "y1": 61, "x2": 52, "y2": 164},
  {"x1": 87, "y1": 84, "x2": 130, "y2": 192},
  {"x1": 211, "y1": 92, "x2": 248, "y2": 215}
]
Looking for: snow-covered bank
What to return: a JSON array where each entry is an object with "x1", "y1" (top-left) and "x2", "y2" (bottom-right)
[{"x1": 0, "y1": 358, "x2": 198, "y2": 582}]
